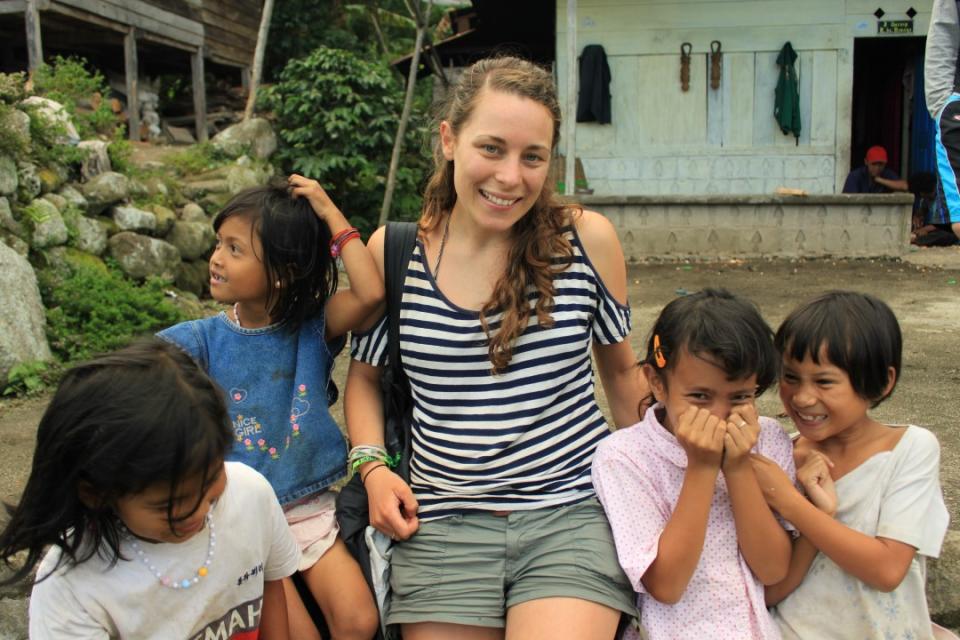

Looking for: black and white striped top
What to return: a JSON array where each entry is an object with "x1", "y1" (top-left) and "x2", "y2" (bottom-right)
[{"x1": 351, "y1": 227, "x2": 631, "y2": 521}]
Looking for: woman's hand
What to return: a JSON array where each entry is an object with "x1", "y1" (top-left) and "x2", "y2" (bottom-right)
[
  {"x1": 723, "y1": 405, "x2": 761, "y2": 472},
  {"x1": 288, "y1": 174, "x2": 347, "y2": 230},
  {"x1": 675, "y1": 406, "x2": 726, "y2": 470},
  {"x1": 363, "y1": 466, "x2": 420, "y2": 541},
  {"x1": 750, "y1": 453, "x2": 801, "y2": 514},
  {"x1": 797, "y1": 451, "x2": 837, "y2": 516}
]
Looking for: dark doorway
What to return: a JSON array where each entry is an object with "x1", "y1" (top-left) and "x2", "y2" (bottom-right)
[{"x1": 851, "y1": 36, "x2": 931, "y2": 179}]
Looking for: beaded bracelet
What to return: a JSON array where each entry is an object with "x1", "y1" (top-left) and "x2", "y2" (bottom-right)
[{"x1": 361, "y1": 462, "x2": 388, "y2": 485}]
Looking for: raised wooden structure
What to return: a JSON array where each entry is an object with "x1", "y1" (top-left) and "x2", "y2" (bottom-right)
[{"x1": 0, "y1": 0, "x2": 264, "y2": 142}]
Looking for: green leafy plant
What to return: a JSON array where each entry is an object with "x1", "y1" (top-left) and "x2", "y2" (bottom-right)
[
  {"x1": 0, "y1": 71, "x2": 26, "y2": 104},
  {"x1": 260, "y1": 46, "x2": 430, "y2": 234},
  {"x1": 41, "y1": 261, "x2": 185, "y2": 362},
  {"x1": 3, "y1": 360, "x2": 51, "y2": 396},
  {"x1": 168, "y1": 142, "x2": 231, "y2": 176},
  {"x1": 32, "y1": 56, "x2": 117, "y2": 137}
]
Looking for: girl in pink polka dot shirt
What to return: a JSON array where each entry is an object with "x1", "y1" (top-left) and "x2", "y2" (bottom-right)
[{"x1": 593, "y1": 289, "x2": 795, "y2": 640}]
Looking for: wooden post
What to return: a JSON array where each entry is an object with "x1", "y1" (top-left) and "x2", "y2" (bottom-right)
[
  {"x1": 191, "y1": 47, "x2": 207, "y2": 142},
  {"x1": 379, "y1": 0, "x2": 433, "y2": 226},
  {"x1": 564, "y1": 0, "x2": 576, "y2": 196},
  {"x1": 124, "y1": 27, "x2": 140, "y2": 142},
  {"x1": 25, "y1": 0, "x2": 42, "y2": 74},
  {"x1": 243, "y1": 0, "x2": 274, "y2": 121}
]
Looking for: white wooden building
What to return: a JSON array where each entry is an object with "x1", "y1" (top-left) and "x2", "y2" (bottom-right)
[{"x1": 555, "y1": 0, "x2": 934, "y2": 197}]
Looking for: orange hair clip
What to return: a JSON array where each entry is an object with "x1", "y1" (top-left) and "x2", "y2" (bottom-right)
[{"x1": 653, "y1": 334, "x2": 667, "y2": 368}]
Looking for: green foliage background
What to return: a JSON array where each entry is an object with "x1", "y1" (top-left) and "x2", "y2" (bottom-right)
[{"x1": 260, "y1": 46, "x2": 431, "y2": 234}]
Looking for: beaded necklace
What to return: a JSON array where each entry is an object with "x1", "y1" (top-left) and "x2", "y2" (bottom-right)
[{"x1": 123, "y1": 513, "x2": 216, "y2": 590}]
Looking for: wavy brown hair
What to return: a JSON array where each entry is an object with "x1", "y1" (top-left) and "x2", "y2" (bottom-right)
[{"x1": 420, "y1": 56, "x2": 575, "y2": 373}]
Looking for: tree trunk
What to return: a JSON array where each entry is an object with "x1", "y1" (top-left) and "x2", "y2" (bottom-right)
[
  {"x1": 244, "y1": 0, "x2": 275, "y2": 121},
  {"x1": 379, "y1": 0, "x2": 433, "y2": 226}
]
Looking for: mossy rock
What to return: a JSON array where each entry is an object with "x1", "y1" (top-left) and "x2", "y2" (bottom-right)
[
  {"x1": 37, "y1": 166, "x2": 64, "y2": 194},
  {"x1": 36, "y1": 246, "x2": 107, "y2": 288}
]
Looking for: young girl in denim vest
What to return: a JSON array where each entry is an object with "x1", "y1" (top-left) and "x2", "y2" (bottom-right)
[
  {"x1": 592, "y1": 289, "x2": 795, "y2": 640},
  {"x1": 751, "y1": 291, "x2": 949, "y2": 639},
  {"x1": 160, "y1": 175, "x2": 383, "y2": 639},
  {"x1": 0, "y1": 340, "x2": 300, "y2": 639}
]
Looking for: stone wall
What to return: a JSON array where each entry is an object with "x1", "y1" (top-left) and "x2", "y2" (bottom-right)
[{"x1": 582, "y1": 193, "x2": 913, "y2": 260}]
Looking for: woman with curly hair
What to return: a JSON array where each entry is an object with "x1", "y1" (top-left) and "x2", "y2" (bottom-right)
[{"x1": 345, "y1": 55, "x2": 646, "y2": 639}]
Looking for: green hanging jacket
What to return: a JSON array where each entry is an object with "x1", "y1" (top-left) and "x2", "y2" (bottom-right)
[{"x1": 775, "y1": 41, "x2": 801, "y2": 142}]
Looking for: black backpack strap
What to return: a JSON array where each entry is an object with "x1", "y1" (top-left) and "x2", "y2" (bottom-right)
[{"x1": 384, "y1": 221, "x2": 418, "y2": 364}]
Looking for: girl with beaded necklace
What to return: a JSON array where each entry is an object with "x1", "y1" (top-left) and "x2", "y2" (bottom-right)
[
  {"x1": 158, "y1": 175, "x2": 384, "y2": 639},
  {"x1": 0, "y1": 339, "x2": 300, "y2": 639}
]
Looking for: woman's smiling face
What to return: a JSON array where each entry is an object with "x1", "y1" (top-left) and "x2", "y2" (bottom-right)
[{"x1": 440, "y1": 87, "x2": 555, "y2": 233}]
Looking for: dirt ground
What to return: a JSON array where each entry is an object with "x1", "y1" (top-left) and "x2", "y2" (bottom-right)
[{"x1": 1, "y1": 247, "x2": 959, "y2": 521}]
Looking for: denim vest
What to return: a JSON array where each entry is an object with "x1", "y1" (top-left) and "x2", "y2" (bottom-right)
[{"x1": 159, "y1": 313, "x2": 347, "y2": 504}]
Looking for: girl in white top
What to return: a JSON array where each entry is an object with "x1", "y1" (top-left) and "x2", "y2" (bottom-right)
[
  {"x1": 0, "y1": 340, "x2": 300, "y2": 639},
  {"x1": 752, "y1": 291, "x2": 949, "y2": 640}
]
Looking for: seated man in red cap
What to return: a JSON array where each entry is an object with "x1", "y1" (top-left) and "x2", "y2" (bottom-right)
[{"x1": 842, "y1": 145, "x2": 909, "y2": 193}]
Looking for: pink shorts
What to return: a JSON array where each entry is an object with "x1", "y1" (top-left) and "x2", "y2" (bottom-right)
[{"x1": 283, "y1": 491, "x2": 339, "y2": 572}]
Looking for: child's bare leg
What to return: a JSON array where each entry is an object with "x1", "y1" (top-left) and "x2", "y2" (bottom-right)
[
  {"x1": 302, "y1": 537, "x2": 379, "y2": 640},
  {"x1": 282, "y1": 576, "x2": 322, "y2": 640}
]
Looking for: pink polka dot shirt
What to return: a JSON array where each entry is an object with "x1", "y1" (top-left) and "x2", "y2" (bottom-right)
[{"x1": 593, "y1": 406, "x2": 795, "y2": 640}]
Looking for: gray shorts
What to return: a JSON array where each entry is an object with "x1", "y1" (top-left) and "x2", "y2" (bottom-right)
[{"x1": 387, "y1": 497, "x2": 637, "y2": 629}]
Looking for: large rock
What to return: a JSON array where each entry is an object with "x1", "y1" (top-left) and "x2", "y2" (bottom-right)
[
  {"x1": 20, "y1": 96, "x2": 80, "y2": 143},
  {"x1": 0, "y1": 155, "x2": 17, "y2": 195},
  {"x1": 41, "y1": 192, "x2": 67, "y2": 212},
  {"x1": 175, "y1": 259, "x2": 210, "y2": 297},
  {"x1": 26, "y1": 198, "x2": 68, "y2": 248},
  {"x1": 57, "y1": 184, "x2": 88, "y2": 212},
  {"x1": 71, "y1": 215, "x2": 108, "y2": 255},
  {"x1": 0, "y1": 241, "x2": 52, "y2": 381},
  {"x1": 78, "y1": 139, "x2": 112, "y2": 180},
  {"x1": 150, "y1": 204, "x2": 176, "y2": 236},
  {"x1": 929, "y1": 530, "x2": 960, "y2": 627},
  {"x1": 108, "y1": 231, "x2": 180, "y2": 280},
  {"x1": 212, "y1": 117, "x2": 277, "y2": 159},
  {"x1": 226, "y1": 164, "x2": 266, "y2": 194},
  {"x1": 16, "y1": 161, "x2": 40, "y2": 203},
  {"x1": 37, "y1": 166, "x2": 64, "y2": 194},
  {"x1": 180, "y1": 202, "x2": 208, "y2": 222},
  {"x1": 166, "y1": 220, "x2": 214, "y2": 260},
  {"x1": 0, "y1": 197, "x2": 24, "y2": 238},
  {"x1": 111, "y1": 205, "x2": 156, "y2": 234},
  {"x1": 82, "y1": 172, "x2": 130, "y2": 214},
  {"x1": 0, "y1": 108, "x2": 30, "y2": 150}
]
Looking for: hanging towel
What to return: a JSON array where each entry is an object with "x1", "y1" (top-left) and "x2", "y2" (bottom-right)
[
  {"x1": 775, "y1": 41, "x2": 801, "y2": 142},
  {"x1": 577, "y1": 44, "x2": 612, "y2": 124}
]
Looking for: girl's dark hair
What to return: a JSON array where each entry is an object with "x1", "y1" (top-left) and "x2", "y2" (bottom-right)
[
  {"x1": 643, "y1": 288, "x2": 779, "y2": 395},
  {"x1": 0, "y1": 339, "x2": 233, "y2": 586},
  {"x1": 213, "y1": 182, "x2": 338, "y2": 332},
  {"x1": 775, "y1": 291, "x2": 902, "y2": 407}
]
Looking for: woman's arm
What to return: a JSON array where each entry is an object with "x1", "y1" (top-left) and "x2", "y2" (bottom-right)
[
  {"x1": 576, "y1": 209, "x2": 649, "y2": 426},
  {"x1": 344, "y1": 357, "x2": 419, "y2": 540},
  {"x1": 288, "y1": 175, "x2": 385, "y2": 339},
  {"x1": 259, "y1": 579, "x2": 289, "y2": 640},
  {"x1": 594, "y1": 342, "x2": 647, "y2": 428}
]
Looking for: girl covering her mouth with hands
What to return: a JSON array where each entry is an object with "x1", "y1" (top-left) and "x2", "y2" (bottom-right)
[{"x1": 593, "y1": 288, "x2": 795, "y2": 640}]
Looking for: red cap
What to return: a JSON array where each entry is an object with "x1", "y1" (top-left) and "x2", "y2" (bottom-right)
[{"x1": 865, "y1": 146, "x2": 888, "y2": 164}]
